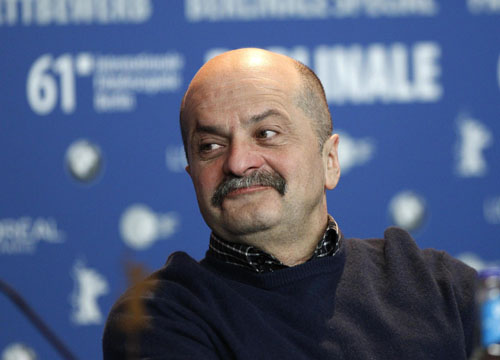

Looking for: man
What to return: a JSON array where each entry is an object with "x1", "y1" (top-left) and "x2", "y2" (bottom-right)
[{"x1": 103, "y1": 48, "x2": 477, "y2": 359}]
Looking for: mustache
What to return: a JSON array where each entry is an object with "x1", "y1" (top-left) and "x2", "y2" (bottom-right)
[{"x1": 211, "y1": 170, "x2": 287, "y2": 207}]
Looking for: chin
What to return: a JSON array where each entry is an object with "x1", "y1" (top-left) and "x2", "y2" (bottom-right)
[
  {"x1": 225, "y1": 219, "x2": 275, "y2": 236},
  {"x1": 222, "y1": 207, "x2": 281, "y2": 236}
]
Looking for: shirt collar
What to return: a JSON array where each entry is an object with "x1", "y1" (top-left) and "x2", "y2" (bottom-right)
[{"x1": 207, "y1": 215, "x2": 340, "y2": 273}]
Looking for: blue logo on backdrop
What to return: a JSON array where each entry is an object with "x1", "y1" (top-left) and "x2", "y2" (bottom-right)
[
  {"x1": 65, "y1": 139, "x2": 103, "y2": 184},
  {"x1": 26, "y1": 52, "x2": 184, "y2": 115},
  {"x1": 467, "y1": 0, "x2": 500, "y2": 14},
  {"x1": 0, "y1": 217, "x2": 65, "y2": 255},
  {"x1": 184, "y1": 0, "x2": 438, "y2": 21},
  {"x1": 388, "y1": 190, "x2": 427, "y2": 232},
  {"x1": 457, "y1": 253, "x2": 500, "y2": 271},
  {"x1": 484, "y1": 196, "x2": 500, "y2": 225},
  {"x1": 337, "y1": 130, "x2": 376, "y2": 174},
  {"x1": 0, "y1": 0, "x2": 153, "y2": 26},
  {"x1": 455, "y1": 114, "x2": 494, "y2": 178},
  {"x1": 119, "y1": 204, "x2": 180, "y2": 250},
  {"x1": 1, "y1": 343, "x2": 36, "y2": 360},
  {"x1": 206, "y1": 42, "x2": 443, "y2": 105},
  {"x1": 70, "y1": 259, "x2": 109, "y2": 326}
]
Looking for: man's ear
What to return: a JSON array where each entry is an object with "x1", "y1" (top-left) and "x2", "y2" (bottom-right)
[
  {"x1": 323, "y1": 134, "x2": 340, "y2": 190},
  {"x1": 185, "y1": 165, "x2": 191, "y2": 176}
]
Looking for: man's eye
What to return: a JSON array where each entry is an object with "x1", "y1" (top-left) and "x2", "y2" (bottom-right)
[
  {"x1": 199, "y1": 143, "x2": 222, "y2": 152},
  {"x1": 257, "y1": 130, "x2": 277, "y2": 139}
]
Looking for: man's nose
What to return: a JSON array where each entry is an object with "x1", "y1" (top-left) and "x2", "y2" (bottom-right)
[{"x1": 223, "y1": 139, "x2": 265, "y2": 177}]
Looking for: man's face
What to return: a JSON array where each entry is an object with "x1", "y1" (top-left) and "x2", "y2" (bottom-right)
[{"x1": 183, "y1": 58, "x2": 337, "y2": 240}]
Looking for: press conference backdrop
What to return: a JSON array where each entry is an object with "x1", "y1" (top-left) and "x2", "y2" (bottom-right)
[{"x1": 1, "y1": 0, "x2": 499, "y2": 358}]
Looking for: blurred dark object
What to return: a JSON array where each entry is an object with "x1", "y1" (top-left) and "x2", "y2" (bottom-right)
[
  {"x1": 0, "y1": 278, "x2": 78, "y2": 360},
  {"x1": 470, "y1": 268, "x2": 500, "y2": 360}
]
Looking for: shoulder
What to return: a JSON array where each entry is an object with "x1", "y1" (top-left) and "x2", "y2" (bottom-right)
[
  {"x1": 105, "y1": 251, "x2": 212, "y2": 318},
  {"x1": 346, "y1": 227, "x2": 475, "y2": 272},
  {"x1": 103, "y1": 251, "x2": 199, "y2": 326},
  {"x1": 345, "y1": 226, "x2": 433, "y2": 258},
  {"x1": 340, "y1": 228, "x2": 477, "y2": 357},
  {"x1": 102, "y1": 251, "x2": 220, "y2": 358},
  {"x1": 344, "y1": 227, "x2": 477, "y2": 298}
]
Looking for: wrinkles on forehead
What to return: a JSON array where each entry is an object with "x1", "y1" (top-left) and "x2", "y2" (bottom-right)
[{"x1": 185, "y1": 75, "x2": 296, "y2": 116}]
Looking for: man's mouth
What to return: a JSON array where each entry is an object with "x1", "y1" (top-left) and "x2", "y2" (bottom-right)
[{"x1": 226, "y1": 185, "x2": 271, "y2": 197}]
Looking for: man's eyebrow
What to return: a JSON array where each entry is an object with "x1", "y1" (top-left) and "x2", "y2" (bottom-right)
[
  {"x1": 248, "y1": 109, "x2": 284, "y2": 124},
  {"x1": 193, "y1": 123, "x2": 226, "y2": 135}
]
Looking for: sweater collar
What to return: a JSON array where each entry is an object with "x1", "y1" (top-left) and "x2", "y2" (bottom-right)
[{"x1": 207, "y1": 215, "x2": 340, "y2": 273}]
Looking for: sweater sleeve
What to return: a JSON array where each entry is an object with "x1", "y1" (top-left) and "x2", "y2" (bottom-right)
[
  {"x1": 439, "y1": 251, "x2": 478, "y2": 357},
  {"x1": 382, "y1": 227, "x2": 478, "y2": 358},
  {"x1": 417, "y1": 245, "x2": 478, "y2": 358},
  {"x1": 102, "y1": 294, "x2": 222, "y2": 360}
]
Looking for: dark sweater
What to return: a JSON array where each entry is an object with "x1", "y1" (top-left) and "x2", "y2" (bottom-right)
[{"x1": 103, "y1": 227, "x2": 477, "y2": 359}]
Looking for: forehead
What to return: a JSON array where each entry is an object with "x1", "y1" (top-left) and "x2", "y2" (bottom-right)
[
  {"x1": 183, "y1": 68, "x2": 301, "y2": 129},
  {"x1": 197, "y1": 80, "x2": 288, "y2": 114}
]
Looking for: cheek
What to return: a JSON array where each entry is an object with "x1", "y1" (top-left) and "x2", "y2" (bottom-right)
[
  {"x1": 193, "y1": 165, "x2": 222, "y2": 198},
  {"x1": 267, "y1": 152, "x2": 303, "y2": 183},
  {"x1": 276, "y1": 150, "x2": 324, "y2": 186}
]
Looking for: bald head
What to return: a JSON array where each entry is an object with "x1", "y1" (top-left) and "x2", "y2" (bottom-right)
[{"x1": 179, "y1": 48, "x2": 332, "y2": 161}]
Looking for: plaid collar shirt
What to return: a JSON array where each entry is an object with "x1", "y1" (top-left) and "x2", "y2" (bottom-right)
[{"x1": 207, "y1": 215, "x2": 341, "y2": 273}]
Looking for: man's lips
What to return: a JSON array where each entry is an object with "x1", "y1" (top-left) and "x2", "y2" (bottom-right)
[{"x1": 225, "y1": 185, "x2": 272, "y2": 198}]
